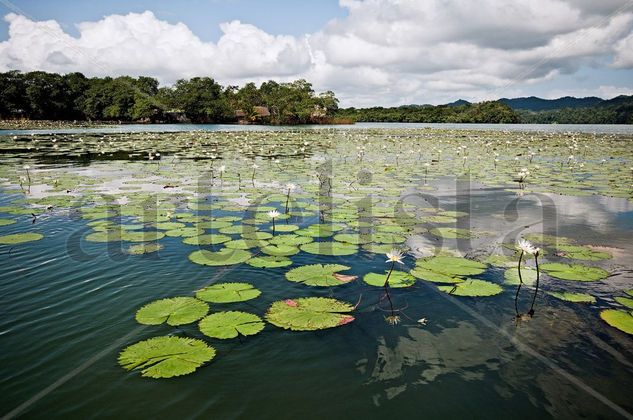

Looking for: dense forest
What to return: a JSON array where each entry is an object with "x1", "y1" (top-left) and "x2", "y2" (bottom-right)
[
  {"x1": 1, "y1": 70, "x2": 631, "y2": 124},
  {"x1": 0, "y1": 71, "x2": 340, "y2": 124},
  {"x1": 334, "y1": 101, "x2": 520, "y2": 123}
]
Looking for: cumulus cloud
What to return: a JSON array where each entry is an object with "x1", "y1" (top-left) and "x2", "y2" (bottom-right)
[{"x1": 0, "y1": 1, "x2": 632, "y2": 106}]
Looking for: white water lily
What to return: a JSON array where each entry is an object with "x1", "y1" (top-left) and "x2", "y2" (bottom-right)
[
  {"x1": 517, "y1": 238, "x2": 539, "y2": 255},
  {"x1": 286, "y1": 183, "x2": 297, "y2": 191},
  {"x1": 218, "y1": 165, "x2": 226, "y2": 173},
  {"x1": 385, "y1": 249, "x2": 404, "y2": 264},
  {"x1": 267, "y1": 210, "x2": 280, "y2": 219}
]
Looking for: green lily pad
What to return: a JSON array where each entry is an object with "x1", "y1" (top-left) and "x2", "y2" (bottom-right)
[
  {"x1": 189, "y1": 249, "x2": 252, "y2": 266},
  {"x1": 199, "y1": 311, "x2": 265, "y2": 339},
  {"x1": 266, "y1": 297, "x2": 355, "y2": 331},
  {"x1": 126, "y1": 243, "x2": 163, "y2": 255},
  {"x1": 196, "y1": 282, "x2": 261, "y2": 303},
  {"x1": 437, "y1": 279, "x2": 502, "y2": 297},
  {"x1": 614, "y1": 296, "x2": 633, "y2": 309},
  {"x1": 273, "y1": 224, "x2": 299, "y2": 232},
  {"x1": 261, "y1": 244, "x2": 300, "y2": 257},
  {"x1": 183, "y1": 234, "x2": 231, "y2": 246},
  {"x1": 363, "y1": 271, "x2": 416, "y2": 287},
  {"x1": 556, "y1": 245, "x2": 611, "y2": 261},
  {"x1": 0, "y1": 218, "x2": 16, "y2": 226},
  {"x1": 429, "y1": 227, "x2": 473, "y2": 239},
  {"x1": 285, "y1": 264, "x2": 356, "y2": 287},
  {"x1": 135, "y1": 297, "x2": 208, "y2": 326},
  {"x1": 410, "y1": 266, "x2": 464, "y2": 283},
  {"x1": 120, "y1": 231, "x2": 165, "y2": 242},
  {"x1": 268, "y1": 234, "x2": 313, "y2": 246},
  {"x1": 118, "y1": 336, "x2": 215, "y2": 379},
  {"x1": 164, "y1": 227, "x2": 204, "y2": 238},
  {"x1": 224, "y1": 239, "x2": 265, "y2": 250},
  {"x1": 247, "y1": 255, "x2": 292, "y2": 268},
  {"x1": 242, "y1": 231, "x2": 273, "y2": 240},
  {"x1": 541, "y1": 263, "x2": 609, "y2": 282},
  {"x1": 0, "y1": 232, "x2": 43, "y2": 244},
  {"x1": 600, "y1": 309, "x2": 633, "y2": 335},
  {"x1": 416, "y1": 256, "x2": 487, "y2": 276},
  {"x1": 547, "y1": 291, "x2": 596, "y2": 303},
  {"x1": 299, "y1": 241, "x2": 358, "y2": 256}
]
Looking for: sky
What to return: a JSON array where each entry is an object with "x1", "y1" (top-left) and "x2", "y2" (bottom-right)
[{"x1": 1, "y1": 0, "x2": 632, "y2": 107}]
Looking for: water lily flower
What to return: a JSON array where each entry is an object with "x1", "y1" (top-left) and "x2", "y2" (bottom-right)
[
  {"x1": 517, "y1": 238, "x2": 539, "y2": 255},
  {"x1": 267, "y1": 210, "x2": 280, "y2": 219},
  {"x1": 385, "y1": 315, "x2": 401, "y2": 325},
  {"x1": 386, "y1": 249, "x2": 404, "y2": 264},
  {"x1": 417, "y1": 318, "x2": 428, "y2": 325}
]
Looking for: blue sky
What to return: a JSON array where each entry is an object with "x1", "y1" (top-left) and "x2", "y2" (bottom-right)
[
  {"x1": 0, "y1": 0, "x2": 632, "y2": 106},
  {"x1": 0, "y1": 0, "x2": 347, "y2": 41}
]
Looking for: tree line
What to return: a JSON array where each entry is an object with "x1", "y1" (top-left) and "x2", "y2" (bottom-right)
[
  {"x1": 0, "y1": 71, "x2": 340, "y2": 124},
  {"x1": 3, "y1": 70, "x2": 629, "y2": 124},
  {"x1": 335, "y1": 101, "x2": 520, "y2": 124}
]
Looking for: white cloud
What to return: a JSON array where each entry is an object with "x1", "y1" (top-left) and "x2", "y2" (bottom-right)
[{"x1": 0, "y1": 1, "x2": 632, "y2": 106}]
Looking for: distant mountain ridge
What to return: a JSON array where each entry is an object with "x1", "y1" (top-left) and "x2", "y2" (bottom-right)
[{"x1": 442, "y1": 95, "x2": 632, "y2": 111}]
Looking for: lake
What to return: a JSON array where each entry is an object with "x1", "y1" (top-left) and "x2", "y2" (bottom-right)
[{"x1": 0, "y1": 126, "x2": 632, "y2": 419}]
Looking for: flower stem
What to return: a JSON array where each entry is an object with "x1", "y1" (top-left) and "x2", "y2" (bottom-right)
[
  {"x1": 514, "y1": 250, "x2": 524, "y2": 317},
  {"x1": 528, "y1": 253, "x2": 540, "y2": 316},
  {"x1": 383, "y1": 261, "x2": 395, "y2": 315}
]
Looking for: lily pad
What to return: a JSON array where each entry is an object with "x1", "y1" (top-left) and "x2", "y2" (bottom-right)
[
  {"x1": 547, "y1": 291, "x2": 596, "y2": 303},
  {"x1": 126, "y1": 243, "x2": 163, "y2": 255},
  {"x1": 199, "y1": 311, "x2": 265, "y2": 339},
  {"x1": 285, "y1": 264, "x2": 356, "y2": 287},
  {"x1": 600, "y1": 309, "x2": 633, "y2": 335},
  {"x1": 541, "y1": 263, "x2": 608, "y2": 282},
  {"x1": 429, "y1": 227, "x2": 473, "y2": 239},
  {"x1": 189, "y1": 249, "x2": 252, "y2": 266},
  {"x1": 268, "y1": 234, "x2": 313, "y2": 246},
  {"x1": 416, "y1": 256, "x2": 487, "y2": 276},
  {"x1": 135, "y1": 297, "x2": 208, "y2": 326},
  {"x1": 614, "y1": 296, "x2": 633, "y2": 309},
  {"x1": 410, "y1": 266, "x2": 464, "y2": 283},
  {"x1": 299, "y1": 241, "x2": 358, "y2": 256},
  {"x1": 118, "y1": 336, "x2": 215, "y2": 378},
  {"x1": 261, "y1": 244, "x2": 300, "y2": 257},
  {"x1": 0, "y1": 232, "x2": 43, "y2": 244},
  {"x1": 183, "y1": 234, "x2": 231, "y2": 246},
  {"x1": 556, "y1": 245, "x2": 611, "y2": 261},
  {"x1": 196, "y1": 282, "x2": 261, "y2": 303},
  {"x1": 363, "y1": 271, "x2": 416, "y2": 287},
  {"x1": 266, "y1": 297, "x2": 355, "y2": 331},
  {"x1": 437, "y1": 279, "x2": 502, "y2": 297},
  {"x1": 247, "y1": 255, "x2": 292, "y2": 268},
  {"x1": 0, "y1": 218, "x2": 16, "y2": 226}
]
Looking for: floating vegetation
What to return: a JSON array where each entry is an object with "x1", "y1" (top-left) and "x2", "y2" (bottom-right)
[
  {"x1": 266, "y1": 297, "x2": 355, "y2": 331},
  {"x1": 437, "y1": 279, "x2": 503, "y2": 297},
  {"x1": 0, "y1": 232, "x2": 43, "y2": 245},
  {"x1": 199, "y1": 311, "x2": 265, "y2": 339},
  {"x1": 540, "y1": 263, "x2": 609, "y2": 282},
  {"x1": 189, "y1": 249, "x2": 252, "y2": 266},
  {"x1": 118, "y1": 336, "x2": 216, "y2": 378},
  {"x1": 547, "y1": 292, "x2": 596, "y2": 304},
  {"x1": 135, "y1": 297, "x2": 209, "y2": 326},
  {"x1": 600, "y1": 310, "x2": 633, "y2": 335},
  {"x1": 285, "y1": 264, "x2": 356, "y2": 287},
  {"x1": 195, "y1": 283, "x2": 261, "y2": 303},
  {"x1": 1, "y1": 126, "x2": 632, "y2": 386}
]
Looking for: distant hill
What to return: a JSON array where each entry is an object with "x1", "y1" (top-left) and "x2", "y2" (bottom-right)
[
  {"x1": 498, "y1": 96, "x2": 603, "y2": 111},
  {"x1": 445, "y1": 99, "x2": 471, "y2": 107}
]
